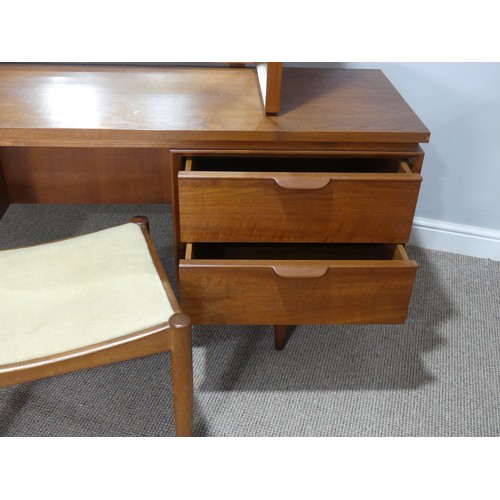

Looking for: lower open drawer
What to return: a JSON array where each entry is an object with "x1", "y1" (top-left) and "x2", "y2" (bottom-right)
[{"x1": 179, "y1": 243, "x2": 418, "y2": 325}]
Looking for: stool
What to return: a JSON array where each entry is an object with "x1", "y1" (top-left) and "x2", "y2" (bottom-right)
[{"x1": 0, "y1": 216, "x2": 192, "y2": 436}]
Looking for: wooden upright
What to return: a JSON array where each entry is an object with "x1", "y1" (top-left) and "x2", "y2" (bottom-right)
[{"x1": 256, "y1": 62, "x2": 283, "y2": 114}]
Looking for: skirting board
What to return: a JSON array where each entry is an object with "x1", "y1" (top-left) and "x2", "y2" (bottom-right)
[{"x1": 409, "y1": 217, "x2": 500, "y2": 261}]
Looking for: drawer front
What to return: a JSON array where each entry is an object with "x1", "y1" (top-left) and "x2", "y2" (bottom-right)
[
  {"x1": 178, "y1": 163, "x2": 421, "y2": 243},
  {"x1": 179, "y1": 244, "x2": 417, "y2": 325}
]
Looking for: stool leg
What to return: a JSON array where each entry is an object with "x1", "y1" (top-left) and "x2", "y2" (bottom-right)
[{"x1": 169, "y1": 313, "x2": 193, "y2": 437}]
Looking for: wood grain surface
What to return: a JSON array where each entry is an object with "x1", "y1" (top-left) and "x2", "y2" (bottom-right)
[
  {"x1": 179, "y1": 165, "x2": 422, "y2": 243},
  {"x1": 179, "y1": 244, "x2": 418, "y2": 325},
  {"x1": 0, "y1": 65, "x2": 430, "y2": 146},
  {"x1": 0, "y1": 147, "x2": 171, "y2": 203}
]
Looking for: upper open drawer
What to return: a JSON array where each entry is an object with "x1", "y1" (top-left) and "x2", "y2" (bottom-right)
[{"x1": 178, "y1": 155, "x2": 422, "y2": 244}]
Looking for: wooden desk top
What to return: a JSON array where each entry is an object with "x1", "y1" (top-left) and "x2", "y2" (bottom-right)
[{"x1": 0, "y1": 64, "x2": 430, "y2": 147}]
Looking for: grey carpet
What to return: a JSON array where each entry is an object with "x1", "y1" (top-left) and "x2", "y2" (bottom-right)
[{"x1": 0, "y1": 204, "x2": 499, "y2": 436}]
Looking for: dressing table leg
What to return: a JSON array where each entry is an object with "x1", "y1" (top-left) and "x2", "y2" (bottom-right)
[
  {"x1": 0, "y1": 161, "x2": 10, "y2": 220},
  {"x1": 274, "y1": 325, "x2": 291, "y2": 351}
]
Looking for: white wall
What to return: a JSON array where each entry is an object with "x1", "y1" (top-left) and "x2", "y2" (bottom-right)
[{"x1": 288, "y1": 62, "x2": 500, "y2": 260}]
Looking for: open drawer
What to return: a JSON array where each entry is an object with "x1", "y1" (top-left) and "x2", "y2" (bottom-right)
[
  {"x1": 178, "y1": 155, "x2": 422, "y2": 243},
  {"x1": 179, "y1": 242, "x2": 418, "y2": 325}
]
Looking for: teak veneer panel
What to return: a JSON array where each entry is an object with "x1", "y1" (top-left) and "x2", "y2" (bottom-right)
[
  {"x1": 179, "y1": 245, "x2": 418, "y2": 325},
  {"x1": 0, "y1": 65, "x2": 430, "y2": 146},
  {"x1": 0, "y1": 147, "x2": 171, "y2": 203},
  {"x1": 179, "y1": 167, "x2": 422, "y2": 243}
]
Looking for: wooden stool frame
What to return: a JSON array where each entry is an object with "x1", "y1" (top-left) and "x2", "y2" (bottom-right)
[{"x1": 0, "y1": 216, "x2": 193, "y2": 436}]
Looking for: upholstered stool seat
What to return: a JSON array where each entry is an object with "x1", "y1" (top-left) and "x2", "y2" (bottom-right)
[
  {"x1": 0, "y1": 222, "x2": 175, "y2": 364},
  {"x1": 0, "y1": 217, "x2": 192, "y2": 436}
]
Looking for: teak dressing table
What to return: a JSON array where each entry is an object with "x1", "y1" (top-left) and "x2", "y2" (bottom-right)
[{"x1": 0, "y1": 64, "x2": 430, "y2": 349}]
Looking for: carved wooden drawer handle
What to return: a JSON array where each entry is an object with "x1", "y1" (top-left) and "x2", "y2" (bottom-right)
[
  {"x1": 273, "y1": 175, "x2": 332, "y2": 190},
  {"x1": 272, "y1": 265, "x2": 329, "y2": 278}
]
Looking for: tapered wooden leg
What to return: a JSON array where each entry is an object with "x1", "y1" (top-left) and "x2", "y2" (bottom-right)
[
  {"x1": 169, "y1": 313, "x2": 193, "y2": 437},
  {"x1": 0, "y1": 161, "x2": 10, "y2": 220},
  {"x1": 274, "y1": 325, "x2": 291, "y2": 351}
]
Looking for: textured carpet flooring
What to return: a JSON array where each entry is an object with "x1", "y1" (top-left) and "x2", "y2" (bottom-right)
[{"x1": 0, "y1": 204, "x2": 499, "y2": 436}]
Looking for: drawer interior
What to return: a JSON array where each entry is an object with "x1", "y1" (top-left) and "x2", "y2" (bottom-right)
[
  {"x1": 188, "y1": 243, "x2": 409, "y2": 261},
  {"x1": 187, "y1": 156, "x2": 409, "y2": 174}
]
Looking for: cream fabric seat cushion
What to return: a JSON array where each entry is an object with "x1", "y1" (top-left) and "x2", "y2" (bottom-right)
[{"x1": 0, "y1": 223, "x2": 174, "y2": 366}]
